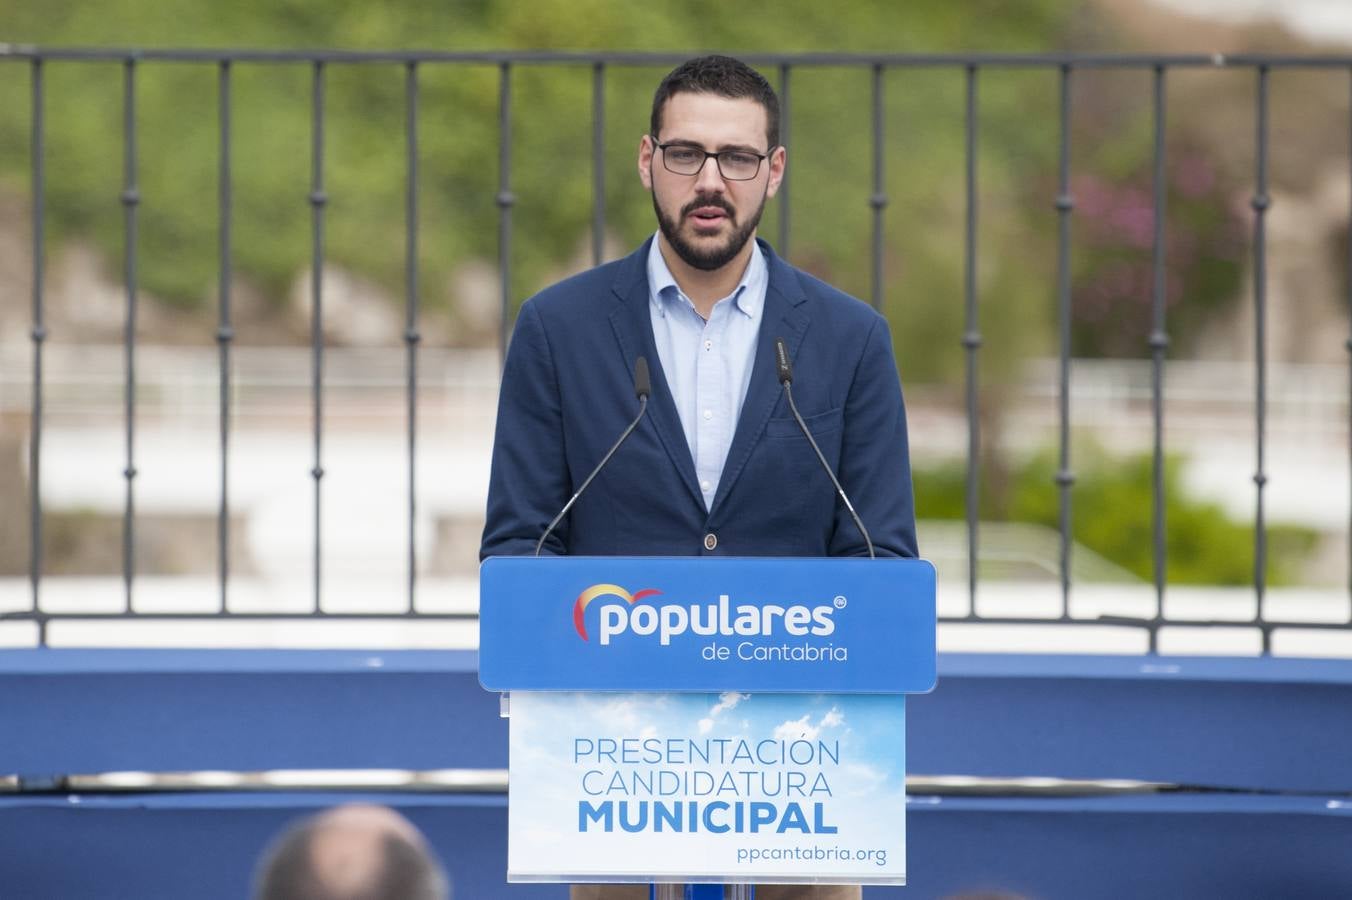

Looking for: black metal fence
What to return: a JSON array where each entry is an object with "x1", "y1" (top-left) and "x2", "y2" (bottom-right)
[{"x1": 1, "y1": 49, "x2": 1350, "y2": 653}]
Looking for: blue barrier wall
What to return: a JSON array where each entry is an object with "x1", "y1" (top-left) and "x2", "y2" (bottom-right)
[
  {"x1": 6, "y1": 649, "x2": 1352, "y2": 790},
  {"x1": 2, "y1": 791, "x2": 1350, "y2": 899},
  {"x1": 3, "y1": 649, "x2": 1352, "y2": 898}
]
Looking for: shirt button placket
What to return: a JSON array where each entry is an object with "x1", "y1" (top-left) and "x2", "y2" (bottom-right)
[{"x1": 695, "y1": 315, "x2": 720, "y2": 508}]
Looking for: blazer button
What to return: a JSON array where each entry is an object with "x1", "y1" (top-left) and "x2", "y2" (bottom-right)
[{"x1": 703, "y1": 533, "x2": 718, "y2": 551}]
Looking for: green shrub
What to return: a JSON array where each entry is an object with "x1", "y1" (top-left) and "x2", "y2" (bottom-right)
[{"x1": 914, "y1": 446, "x2": 1319, "y2": 586}]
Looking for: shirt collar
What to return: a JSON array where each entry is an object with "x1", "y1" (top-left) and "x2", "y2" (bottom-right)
[{"x1": 647, "y1": 233, "x2": 765, "y2": 320}]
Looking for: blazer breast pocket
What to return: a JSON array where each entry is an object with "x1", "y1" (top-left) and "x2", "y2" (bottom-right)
[{"x1": 764, "y1": 406, "x2": 844, "y2": 440}]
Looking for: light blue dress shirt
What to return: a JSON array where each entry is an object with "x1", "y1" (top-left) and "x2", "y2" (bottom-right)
[{"x1": 647, "y1": 234, "x2": 768, "y2": 511}]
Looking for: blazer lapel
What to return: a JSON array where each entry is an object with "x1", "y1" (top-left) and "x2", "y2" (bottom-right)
[
  {"x1": 608, "y1": 240, "x2": 706, "y2": 511},
  {"x1": 710, "y1": 245, "x2": 810, "y2": 515}
]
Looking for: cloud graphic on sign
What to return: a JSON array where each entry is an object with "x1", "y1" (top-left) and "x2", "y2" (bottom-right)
[
  {"x1": 588, "y1": 695, "x2": 653, "y2": 735},
  {"x1": 773, "y1": 706, "x2": 846, "y2": 741},
  {"x1": 698, "y1": 691, "x2": 748, "y2": 734},
  {"x1": 838, "y1": 761, "x2": 893, "y2": 797},
  {"x1": 774, "y1": 714, "x2": 817, "y2": 741},
  {"x1": 711, "y1": 692, "x2": 748, "y2": 715}
]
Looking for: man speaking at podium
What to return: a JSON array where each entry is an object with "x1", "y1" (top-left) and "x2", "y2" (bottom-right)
[{"x1": 482, "y1": 55, "x2": 917, "y2": 899}]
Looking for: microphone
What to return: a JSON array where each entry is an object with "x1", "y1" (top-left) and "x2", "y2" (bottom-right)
[
  {"x1": 634, "y1": 355, "x2": 651, "y2": 401},
  {"x1": 535, "y1": 355, "x2": 651, "y2": 556},
  {"x1": 774, "y1": 337, "x2": 875, "y2": 559}
]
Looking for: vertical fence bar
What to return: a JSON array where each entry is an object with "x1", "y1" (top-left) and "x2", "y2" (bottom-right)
[
  {"x1": 869, "y1": 63, "x2": 886, "y2": 312},
  {"x1": 778, "y1": 62, "x2": 790, "y2": 257},
  {"x1": 1348, "y1": 67, "x2": 1352, "y2": 615},
  {"x1": 405, "y1": 61, "x2": 421, "y2": 613},
  {"x1": 1148, "y1": 65, "x2": 1170, "y2": 653},
  {"x1": 309, "y1": 61, "x2": 327, "y2": 614},
  {"x1": 963, "y1": 64, "x2": 981, "y2": 616},
  {"x1": 592, "y1": 61, "x2": 605, "y2": 267},
  {"x1": 121, "y1": 57, "x2": 140, "y2": 613},
  {"x1": 1252, "y1": 66, "x2": 1271, "y2": 651},
  {"x1": 217, "y1": 60, "x2": 233, "y2": 614},
  {"x1": 1054, "y1": 64, "x2": 1076, "y2": 617},
  {"x1": 29, "y1": 58, "x2": 46, "y2": 643},
  {"x1": 497, "y1": 62, "x2": 514, "y2": 364}
]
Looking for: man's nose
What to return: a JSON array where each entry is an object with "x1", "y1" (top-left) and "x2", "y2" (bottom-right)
[{"x1": 693, "y1": 154, "x2": 726, "y2": 193}]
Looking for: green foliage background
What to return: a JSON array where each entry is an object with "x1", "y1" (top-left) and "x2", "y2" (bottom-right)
[
  {"x1": 0, "y1": 0, "x2": 1082, "y2": 383},
  {"x1": 915, "y1": 447, "x2": 1319, "y2": 586},
  {"x1": 3, "y1": 2, "x2": 1312, "y2": 584}
]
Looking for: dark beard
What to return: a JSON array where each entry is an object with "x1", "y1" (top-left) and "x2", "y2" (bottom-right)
[{"x1": 653, "y1": 191, "x2": 766, "y2": 272}]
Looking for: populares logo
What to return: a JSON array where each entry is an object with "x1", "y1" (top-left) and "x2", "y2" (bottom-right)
[
  {"x1": 572, "y1": 584, "x2": 836, "y2": 646},
  {"x1": 573, "y1": 584, "x2": 662, "y2": 641}
]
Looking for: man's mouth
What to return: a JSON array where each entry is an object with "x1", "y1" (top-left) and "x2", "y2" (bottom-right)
[{"x1": 687, "y1": 206, "x2": 730, "y2": 229}]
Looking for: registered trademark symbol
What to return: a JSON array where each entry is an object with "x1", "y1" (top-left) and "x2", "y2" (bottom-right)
[{"x1": 834, "y1": 595, "x2": 847, "y2": 608}]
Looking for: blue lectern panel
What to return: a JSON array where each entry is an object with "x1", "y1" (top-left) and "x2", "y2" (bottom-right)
[{"x1": 479, "y1": 556, "x2": 935, "y2": 693}]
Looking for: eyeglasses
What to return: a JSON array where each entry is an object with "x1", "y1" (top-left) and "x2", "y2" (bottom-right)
[{"x1": 652, "y1": 139, "x2": 771, "y2": 181}]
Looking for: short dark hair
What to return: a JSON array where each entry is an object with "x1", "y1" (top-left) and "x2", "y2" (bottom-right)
[
  {"x1": 254, "y1": 817, "x2": 448, "y2": 900},
  {"x1": 650, "y1": 55, "x2": 780, "y2": 150}
]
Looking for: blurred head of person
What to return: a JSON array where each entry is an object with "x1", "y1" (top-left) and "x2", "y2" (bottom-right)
[{"x1": 252, "y1": 803, "x2": 449, "y2": 900}]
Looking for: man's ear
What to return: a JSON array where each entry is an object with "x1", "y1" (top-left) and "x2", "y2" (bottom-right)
[
  {"x1": 765, "y1": 145, "x2": 787, "y2": 199},
  {"x1": 638, "y1": 134, "x2": 655, "y2": 190}
]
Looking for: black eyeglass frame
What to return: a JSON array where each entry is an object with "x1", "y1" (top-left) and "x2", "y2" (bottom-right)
[{"x1": 650, "y1": 138, "x2": 775, "y2": 181}]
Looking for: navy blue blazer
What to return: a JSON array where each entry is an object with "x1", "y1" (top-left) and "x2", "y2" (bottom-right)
[{"x1": 480, "y1": 237, "x2": 917, "y2": 560}]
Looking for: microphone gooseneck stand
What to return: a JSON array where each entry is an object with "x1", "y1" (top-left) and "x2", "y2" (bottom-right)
[
  {"x1": 774, "y1": 337, "x2": 875, "y2": 559},
  {"x1": 535, "y1": 356, "x2": 652, "y2": 556}
]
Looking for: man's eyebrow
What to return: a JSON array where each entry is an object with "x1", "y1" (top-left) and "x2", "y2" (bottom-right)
[
  {"x1": 662, "y1": 137, "x2": 767, "y2": 154},
  {"x1": 717, "y1": 143, "x2": 767, "y2": 154}
]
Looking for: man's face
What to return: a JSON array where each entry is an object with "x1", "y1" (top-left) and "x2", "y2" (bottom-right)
[{"x1": 638, "y1": 92, "x2": 785, "y2": 272}]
